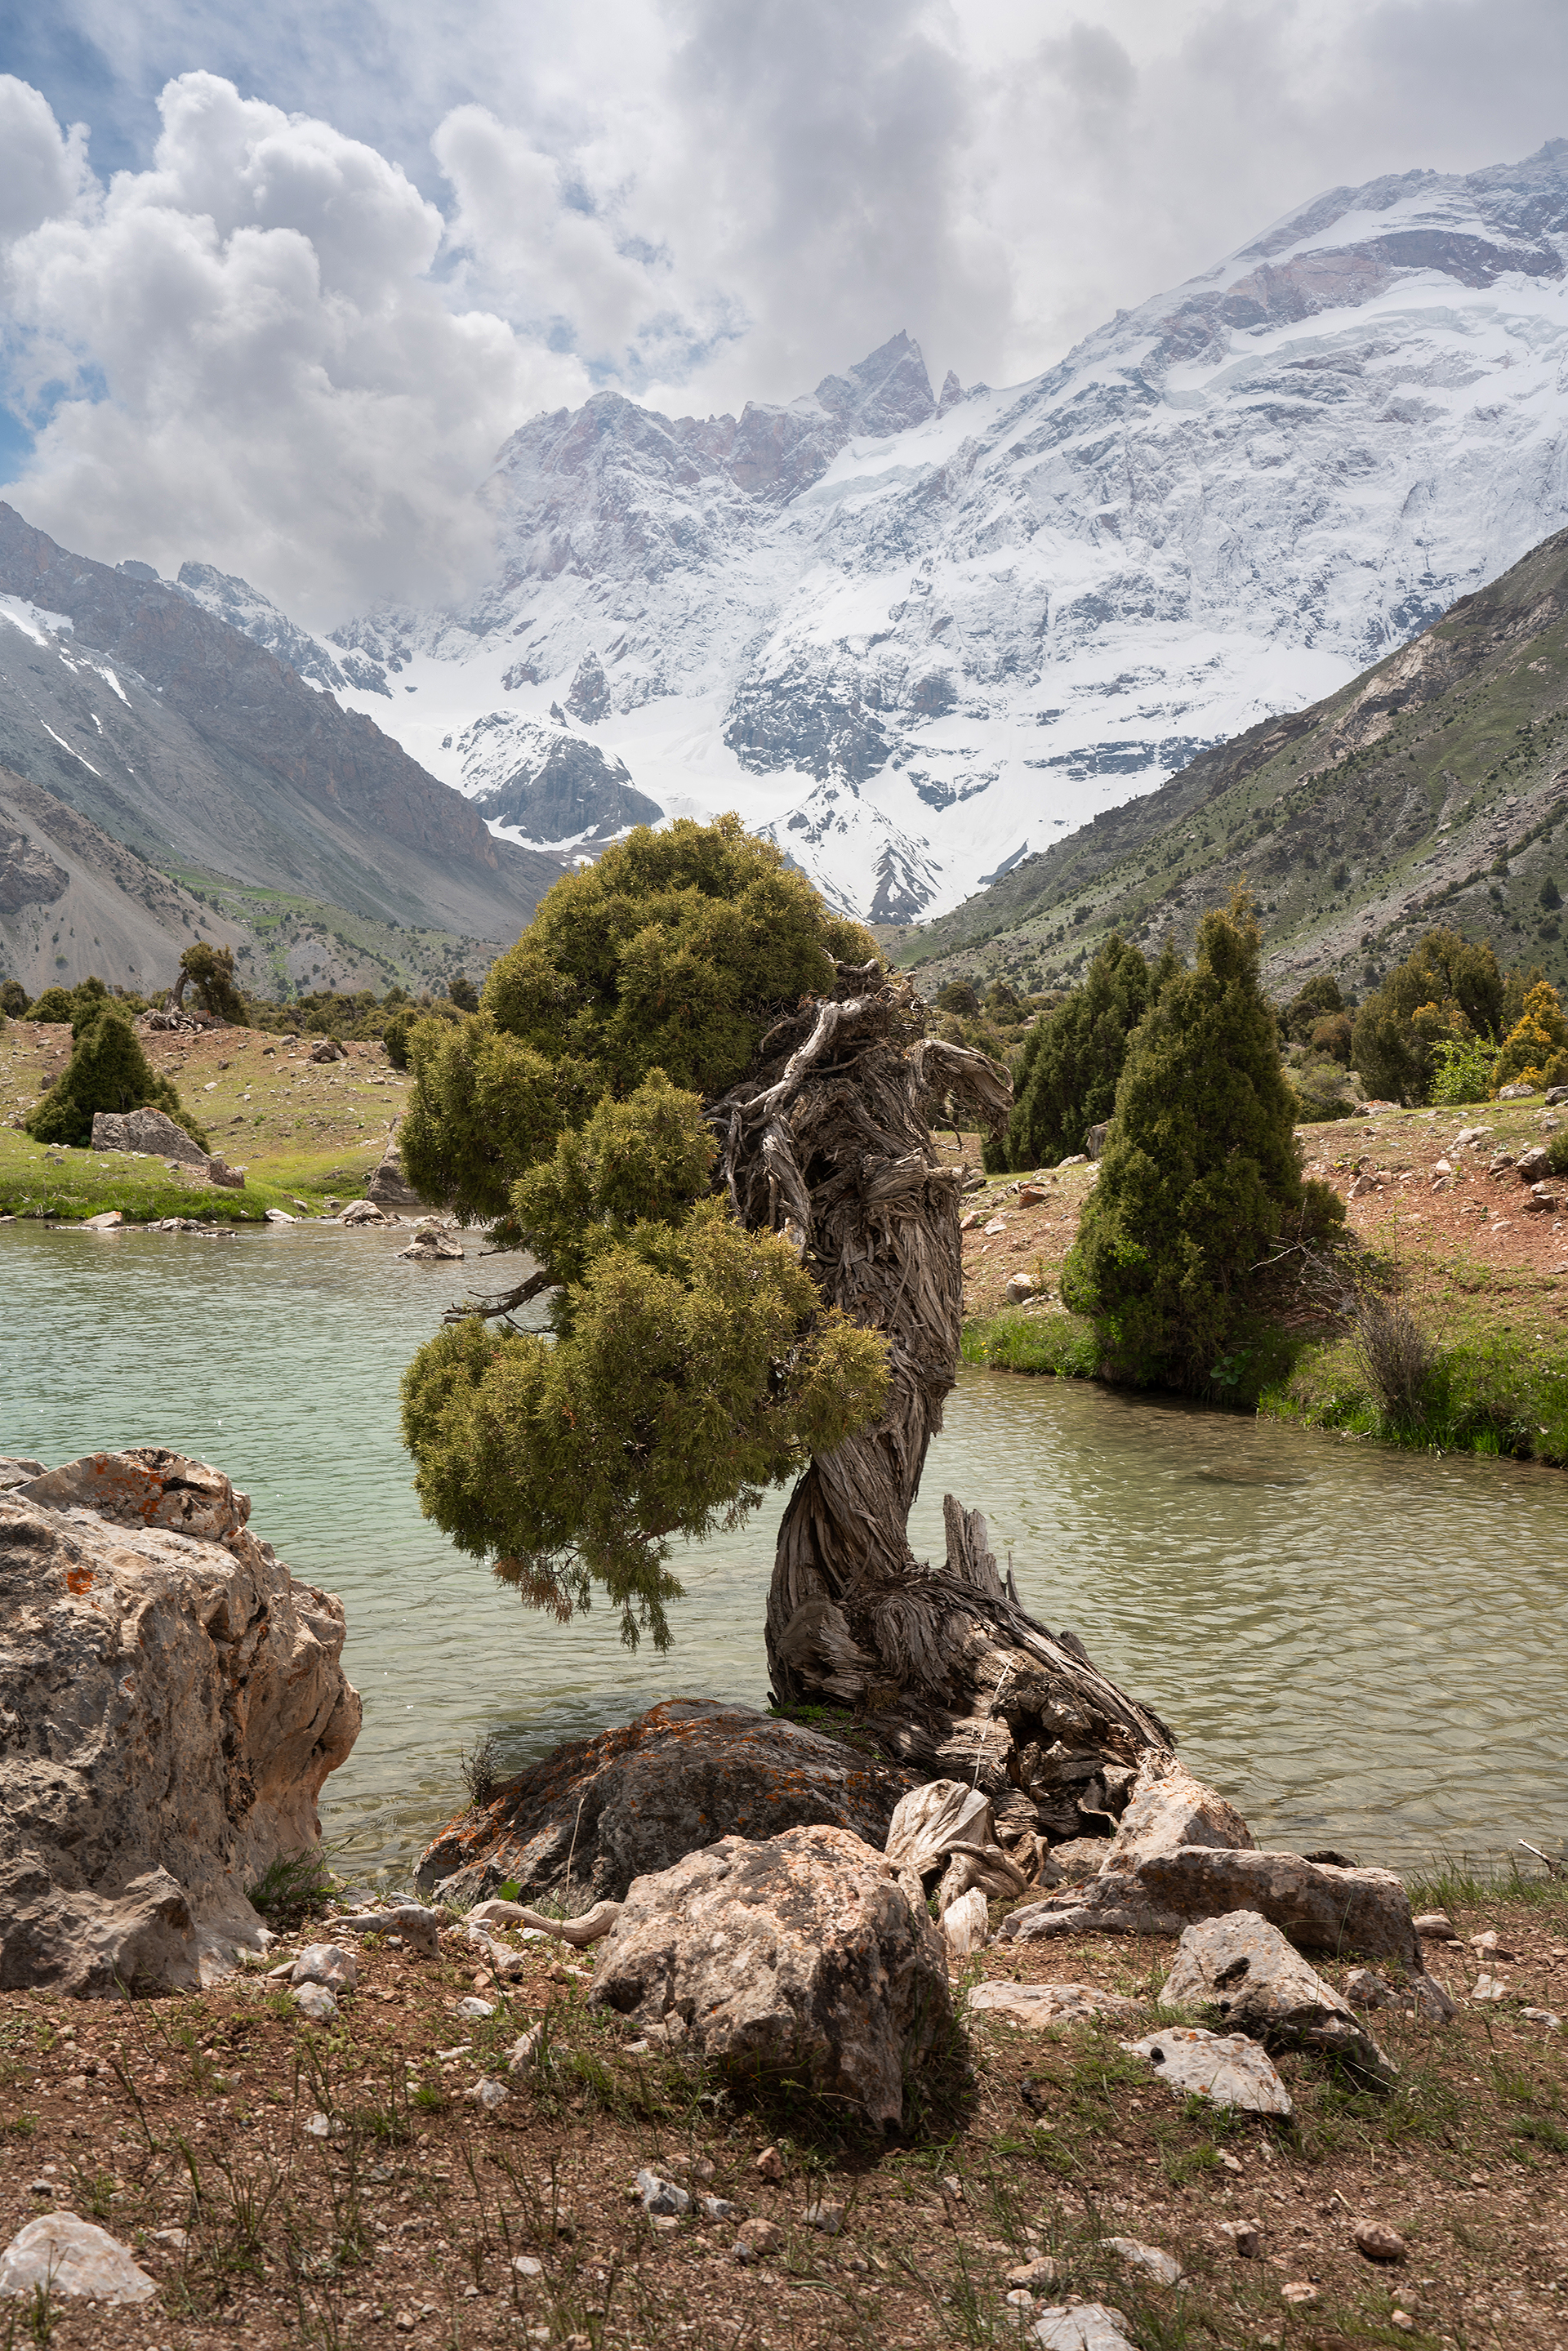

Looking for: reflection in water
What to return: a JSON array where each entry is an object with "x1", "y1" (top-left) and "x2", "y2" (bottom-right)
[{"x1": 3, "y1": 1221, "x2": 1566, "y2": 1879}]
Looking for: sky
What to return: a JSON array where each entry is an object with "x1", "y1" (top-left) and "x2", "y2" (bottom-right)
[{"x1": 0, "y1": 0, "x2": 1566, "y2": 626}]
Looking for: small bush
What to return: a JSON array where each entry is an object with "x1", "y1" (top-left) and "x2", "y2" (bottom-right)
[
  {"x1": 247, "y1": 1849, "x2": 335, "y2": 1932},
  {"x1": 1349, "y1": 1293, "x2": 1434, "y2": 1427},
  {"x1": 458, "y1": 1732, "x2": 505, "y2": 1810}
]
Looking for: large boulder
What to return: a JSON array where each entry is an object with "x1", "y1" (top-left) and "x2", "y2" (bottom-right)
[
  {"x1": 415, "y1": 1699, "x2": 919, "y2": 1908},
  {"x1": 998, "y1": 1846, "x2": 1422, "y2": 1967},
  {"x1": 368, "y1": 1142, "x2": 421, "y2": 1209},
  {"x1": 91, "y1": 1106, "x2": 209, "y2": 1169},
  {"x1": 0, "y1": 1448, "x2": 361, "y2": 1994},
  {"x1": 590, "y1": 1823, "x2": 951, "y2": 2128}
]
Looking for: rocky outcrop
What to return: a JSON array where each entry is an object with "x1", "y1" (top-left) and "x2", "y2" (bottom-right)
[
  {"x1": 368, "y1": 1140, "x2": 422, "y2": 1209},
  {"x1": 415, "y1": 1699, "x2": 919, "y2": 1908},
  {"x1": 999, "y1": 1846, "x2": 1422, "y2": 1967},
  {"x1": 590, "y1": 1823, "x2": 951, "y2": 2128},
  {"x1": 0, "y1": 1448, "x2": 360, "y2": 1994},
  {"x1": 91, "y1": 1106, "x2": 210, "y2": 1168}
]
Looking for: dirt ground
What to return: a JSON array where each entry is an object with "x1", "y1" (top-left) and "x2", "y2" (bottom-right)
[
  {"x1": 2, "y1": 1878, "x2": 1563, "y2": 2351},
  {"x1": 948, "y1": 1102, "x2": 1568, "y2": 1325}
]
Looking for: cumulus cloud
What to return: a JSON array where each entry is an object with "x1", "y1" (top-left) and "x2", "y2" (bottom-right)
[
  {"x1": 0, "y1": 71, "x2": 588, "y2": 621},
  {"x1": 2, "y1": 2, "x2": 1567, "y2": 618}
]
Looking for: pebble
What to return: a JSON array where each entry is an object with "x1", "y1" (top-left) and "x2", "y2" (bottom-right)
[
  {"x1": 1353, "y1": 2219, "x2": 1408, "y2": 2264},
  {"x1": 291, "y1": 1942, "x2": 358, "y2": 1990},
  {"x1": 1219, "y1": 2220, "x2": 1263, "y2": 2258},
  {"x1": 1029, "y1": 2304, "x2": 1135, "y2": 2350},
  {"x1": 293, "y1": 1984, "x2": 338, "y2": 2024},
  {"x1": 1471, "y1": 1972, "x2": 1510, "y2": 2001},
  {"x1": 466, "y1": 2077, "x2": 509, "y2": 2109},
  {"x1": 511, "y1": 2256, "x2": 543, "y2": 2278},
  {"x1": 635, "y1": 2169, "x2": 690, "y2": 2218},
  {"x1": 699, "y1": 2196, "x2": 739, "y2": 2222},
  {"x1": 733, "y1": 2217, "x2": 784, "y2": 2263},
  {"x1": 754, "y1": 2144, "x2": 784, "y2": 2182},
  {"x1": 1104, "y1": 2236, "x2": 1181, "y2": 2285},
  {"x1": 455, "y1": 1996, "x2": 495, "y2": 2019},
  {"x1": 1281, "y1": 2281, "x2": 1319, "y2": 2305},
  {"x1": 804, "y1": 2200, "x2": 844, "y2": 2235},
  {"x1": 1006, "y1": 2255, "x2": 1059, "y2": 2289},
  {"x1": 1521, "y1": 2006, "x2": 1563, "y2": 2028}
]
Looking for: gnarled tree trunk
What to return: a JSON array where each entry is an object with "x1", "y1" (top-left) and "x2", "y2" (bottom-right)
[{"x1": 712, "y1": 963, "x2": 1171, "y2": 1851}]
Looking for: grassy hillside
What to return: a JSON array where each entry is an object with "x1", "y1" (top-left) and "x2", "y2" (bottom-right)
[{"x1": 899, "y1": 526, "x2": 1568, "y2": 1004}]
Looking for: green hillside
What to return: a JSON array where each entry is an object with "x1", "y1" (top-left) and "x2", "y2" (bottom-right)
[{"x1": 898, "y1": 527, "x2": 1568, "y2": 1004}]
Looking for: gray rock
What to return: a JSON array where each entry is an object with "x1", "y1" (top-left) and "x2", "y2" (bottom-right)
[
  {"x1": 91, "y1": 1106, "x2": 210, "y2": 1168},
  {"x1": 804, "y1": 2200, "x2": 844, "y2": 2234},
  {"x1": 293, "y1": 1982, "x2": 337, "y2": 2024},
  {"x1": 1004, "y1": 1271, "x2": 1037, "y2": 1304},
  {"x1": 82, "y1": 1210, "x2": 123, "y2": 1229},
  {"x1": 1000, "y1": 1846, "x2": 1421, "y2": 1967},
  {"x1": 1120, "y1": 2025, "x2": 1293, "y2": 2116},
  {"x1": 0, "y1": 1449, "x2": 360, "y2": 1994},
  {"x1": 0, "y1": 2213, "x2": 155, "y2": 2304},
  {"x1": 636, "y1": 2169, "x2": 690, "y2": 2217},
  {"x1": 1162, "y1": 1909, "x2": 1392, "y2": 2073},
  {"x1": 418, "y1": 1698, "x2": 917, "y2": 1910},
  {"x1": 368, "y1": 1147, "x2": 422, "y2": 1209},
  {"x1": 291, "y1": 1943, "x2": 358, "y2": 1990},
  {"x1": 332, "y1": 1904, "x2": 440, "y2": 1958},
  {"x1": 308, "y1": 1037, "x2": 347, "y2": 1064},
  {"x1": 466, "y1": 2077, "x2": 509, "y2": 2109},
  {"x1": 264, "y1": 1208, "x2": 296, "y2": 1223},
  {"x1": 700, "y1": 2195, "x2": 739, "y2": 2222},
  {"x1": 1499, "y1": 1080, "x2": 1538, "y2": 1100},
  {"x1": 1047, "y1": 1836, "x2": 1116, "y2": 1879},
  {"x1": 1100, "y1": 1750, "x2": 1255, "y2": 1875},
  {"x1": 1029, "y1": 2305, "x2": 1137, "y2": 2351},
  {"x1": 340, "y1": 1199, "x2": 389, "y2": 1225},
  {"x1": 1084, "y1": 1120, "x2": 1110, "y2": 1160},
  {"x1": 1104, "y1": 2236, "x2": 1181, "y2": 2285},
  {"x1": 1546, "y1": 1087, "x2": 1568, "y2": 1106},
  {"x1": 591, "y1": 1823, "x2": 952, "y2": 2129},
  {"x1": 968, "y1": 1980, "x2": 1142, "y2": 2029}
]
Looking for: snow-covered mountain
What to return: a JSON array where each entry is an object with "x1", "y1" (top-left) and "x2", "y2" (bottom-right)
[{"x1": 192, "y1": 141, "x2": 1568, "y2": 924}]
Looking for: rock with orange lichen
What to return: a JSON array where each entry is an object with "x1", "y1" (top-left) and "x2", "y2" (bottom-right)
[
  {"x1": 0, "y1": 1449, "x2": 361, "y2": 1995},
  {"x1": 415, "y1": 1699, "x2": 919, "y2": 1909}
]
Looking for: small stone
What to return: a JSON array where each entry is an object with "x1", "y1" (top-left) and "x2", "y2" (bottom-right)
[
  {"x1": 1104, "y1": 2236, "x2": 1180, "y2": 2284},
  {"x1": 1219, "y1": 2220, "x2": 1263, "y2": 2258},
  {"x1": 292, "y1": 1941, "x2": 358, "y2": 1990},
  {"x1": 456, "y1": 1996, "x2": 494, "y2": 2019},
  {"x1": 394, "y1": 2313, "x2": 416, "y2": 2333},
  {"x1": 1280, "y1": 2282, "x2": 1318, "y2": 2305},
  {"x1": 1390, "y1": 2311, "x2": 1416, "y2": 2332},
  {"x1": 1007, "y1": 2255, "x2": 1058, "y2": 2289},
  {"x1": 982, "y1": 1218, "x2": 1007, "y2": 1236},
  {"x1": 733, "y1": 2217, "x2": 784, "y2": 2263},
  {"x1": 699, "y1": 2196, "x2": 739, "y2": 2222},
  {"x1": 1029, "y1": 2304, "x2": 1135, "y2": 2350},
  {"x1": 511, "y1": 2256, "x2": 543, "y2": 2278},
  {"x1": 635, "y1": 2168, "x2": 690, "y2": 2218},
  {"x1": 294, "y1": 1984, "x2": 338, "y2": 2023},
  {"x1": 1121, "y1": 2027, "x2": 1293, "y2": 2117},
  {"x1": 1471, "y1": 1971, "x2": 1509, "y2": 2001},
  {"x1": 1520, "y1": 2006, "x2": 1563, "y2": 2028},
  {"x1": 153, "y1": 2226, "x2": 190, "y2": 2251},
  {"x1": 755, "y1": 2144, "x2": 784, "y2": 2183},
  {"x1": 1004, "y1": 1271, "x2": 1037, "y2": 1305},
  {"x1": 466, "y1": 2077, "x2": 509, "y2": 2109},
  {"x1": 0, "y1": 2215, "x2": 155, "y2": 2304},
  {"x1": 1005, "y1": 2287, "x2": 1036, "y2": 2309},
  {"x1": 304, "y1": 2110, "x2": 333, "y2": 2136},
  {"x1": 1353, "y1": 2220, "x2": 1409, "y2": 2264},
  {"x1": 804, "y1": 2200, "x2": 844, "y2": 2235}
]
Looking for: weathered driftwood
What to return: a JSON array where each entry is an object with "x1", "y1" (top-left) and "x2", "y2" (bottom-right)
[{"x1": 710, "y1": 964, "x2": 1171, "y2": 1846}]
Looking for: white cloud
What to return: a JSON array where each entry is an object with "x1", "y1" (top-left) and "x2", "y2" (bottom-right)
[{"x1": 2, "y1": 4, "x2": 1567, "y2": 617}]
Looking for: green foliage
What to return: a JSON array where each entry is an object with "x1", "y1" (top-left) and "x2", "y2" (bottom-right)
[
  {"x1": 1309, "y1": 1010, "x2": 1352, "y2": 1063},
  {"x1": 24, "y1": 984, "x2": 78, "y2": 1023},
  {"x1": 1351, "y1": 928, "x2": 1505, "y2": 1104},
  {"x1": 246, "y1": 1849, "x2": 335, "y2": 1933},
  {"x1": 176, "y1": 942, "x2": 246, "y2": 1024},
  {"x1": 400, "y1": 817, "x2": 887, "y2": 1645},
  {"x1": 960, "y1": 1310, "x2": 1101, "y2": 1378},
  {"x1": 1492, "y1": 979, "x2": 1568, "y2": 1093},
  {"x1": 1281, "y1": 972, "x2": 1345, "y2": 1043},
  {"x1": 996, "y1": 934, "x2": 1174, "y2": 1173},
  {"x1": 400, "y1": 1196, "x2": 889, "y2": 1647},
  {"x1": 382, "y1": 1009, "x2": 415, "y2": 1069},
  {"x1": 447, "y1": 972, "x2": 479, "y2": 1013},
  {"x1": 0, "y1": 979, "x2": 27, "y2": 1017},
  {"x1": 1063, "y1": 895, "x2": 1342, "y2": 1388},
  {"x1": 23, "y1": 1006, "x2": 205, "y2": 1151},
  {"x1": 1429, "y1": 1031, "x2": 1499, "y2": 1104}
]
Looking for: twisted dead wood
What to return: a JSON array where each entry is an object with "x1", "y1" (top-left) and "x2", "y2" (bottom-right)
[{"x1": 710, "y1": 965, "x2": 1170, "y2": 1831}]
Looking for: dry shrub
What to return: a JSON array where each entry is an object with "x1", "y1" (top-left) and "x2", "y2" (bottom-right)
[{"x1": 1350, "y1": 1291, "x2": 1434, "y2": 1426}]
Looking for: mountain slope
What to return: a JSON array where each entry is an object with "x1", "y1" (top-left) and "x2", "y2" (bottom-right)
[
  {"x1": 265, "y1": 141, "x2": 1568, "y2": 925},
  {"x1": 0, "y1": 509, "x2": 569, "y2": 998},
  {"x1": 896, "y1": 524, "x2": 1568, "y2": 1004}
]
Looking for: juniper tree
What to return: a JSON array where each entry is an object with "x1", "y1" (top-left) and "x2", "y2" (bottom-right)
[
  {"x1": 1064, "y1": 894, "x2": 1342, "y2": 1388},
  {"x1": 24, "y1": 1004, "x2": 203, "y2": 1150},
  {"x1": 399, "y1": 817, "x2": 1166, "y2": 1806},
  {"x1": 996, "y1": 933, "x2": 1175, "y2": 1171}
]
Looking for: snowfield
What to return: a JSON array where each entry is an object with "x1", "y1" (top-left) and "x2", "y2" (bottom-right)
[{"x1": 177, "y1": 141, "x2": 1568, "y2": 924}]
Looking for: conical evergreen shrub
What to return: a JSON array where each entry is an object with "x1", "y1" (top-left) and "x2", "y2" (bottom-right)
[
  {"x1": 995, "y1": 934, "x2": 1175, "y2": 1170},
  {"x1": 1063, "y1": 894, "x2": 1340, "y2": 1387},
  {"x1": 24, "y1": 1006, "x2": 204, "y2": 1150}
]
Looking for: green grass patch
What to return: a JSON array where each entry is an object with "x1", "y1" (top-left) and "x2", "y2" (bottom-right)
[
  {"x1": 1263, "y1": 1316, "x2": 1568, "y2": 1466},
  {"x1": 961, "y1": 1308, "x2": 1100, "y2": 1376},
  {"x1": 0, "y1": 1127, "x2": 385, "y2": 1223}
]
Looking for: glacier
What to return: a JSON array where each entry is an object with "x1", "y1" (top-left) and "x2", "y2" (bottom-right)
[{"x1": 177, "y1": 140, "x2": 1568, "y2": 924}]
